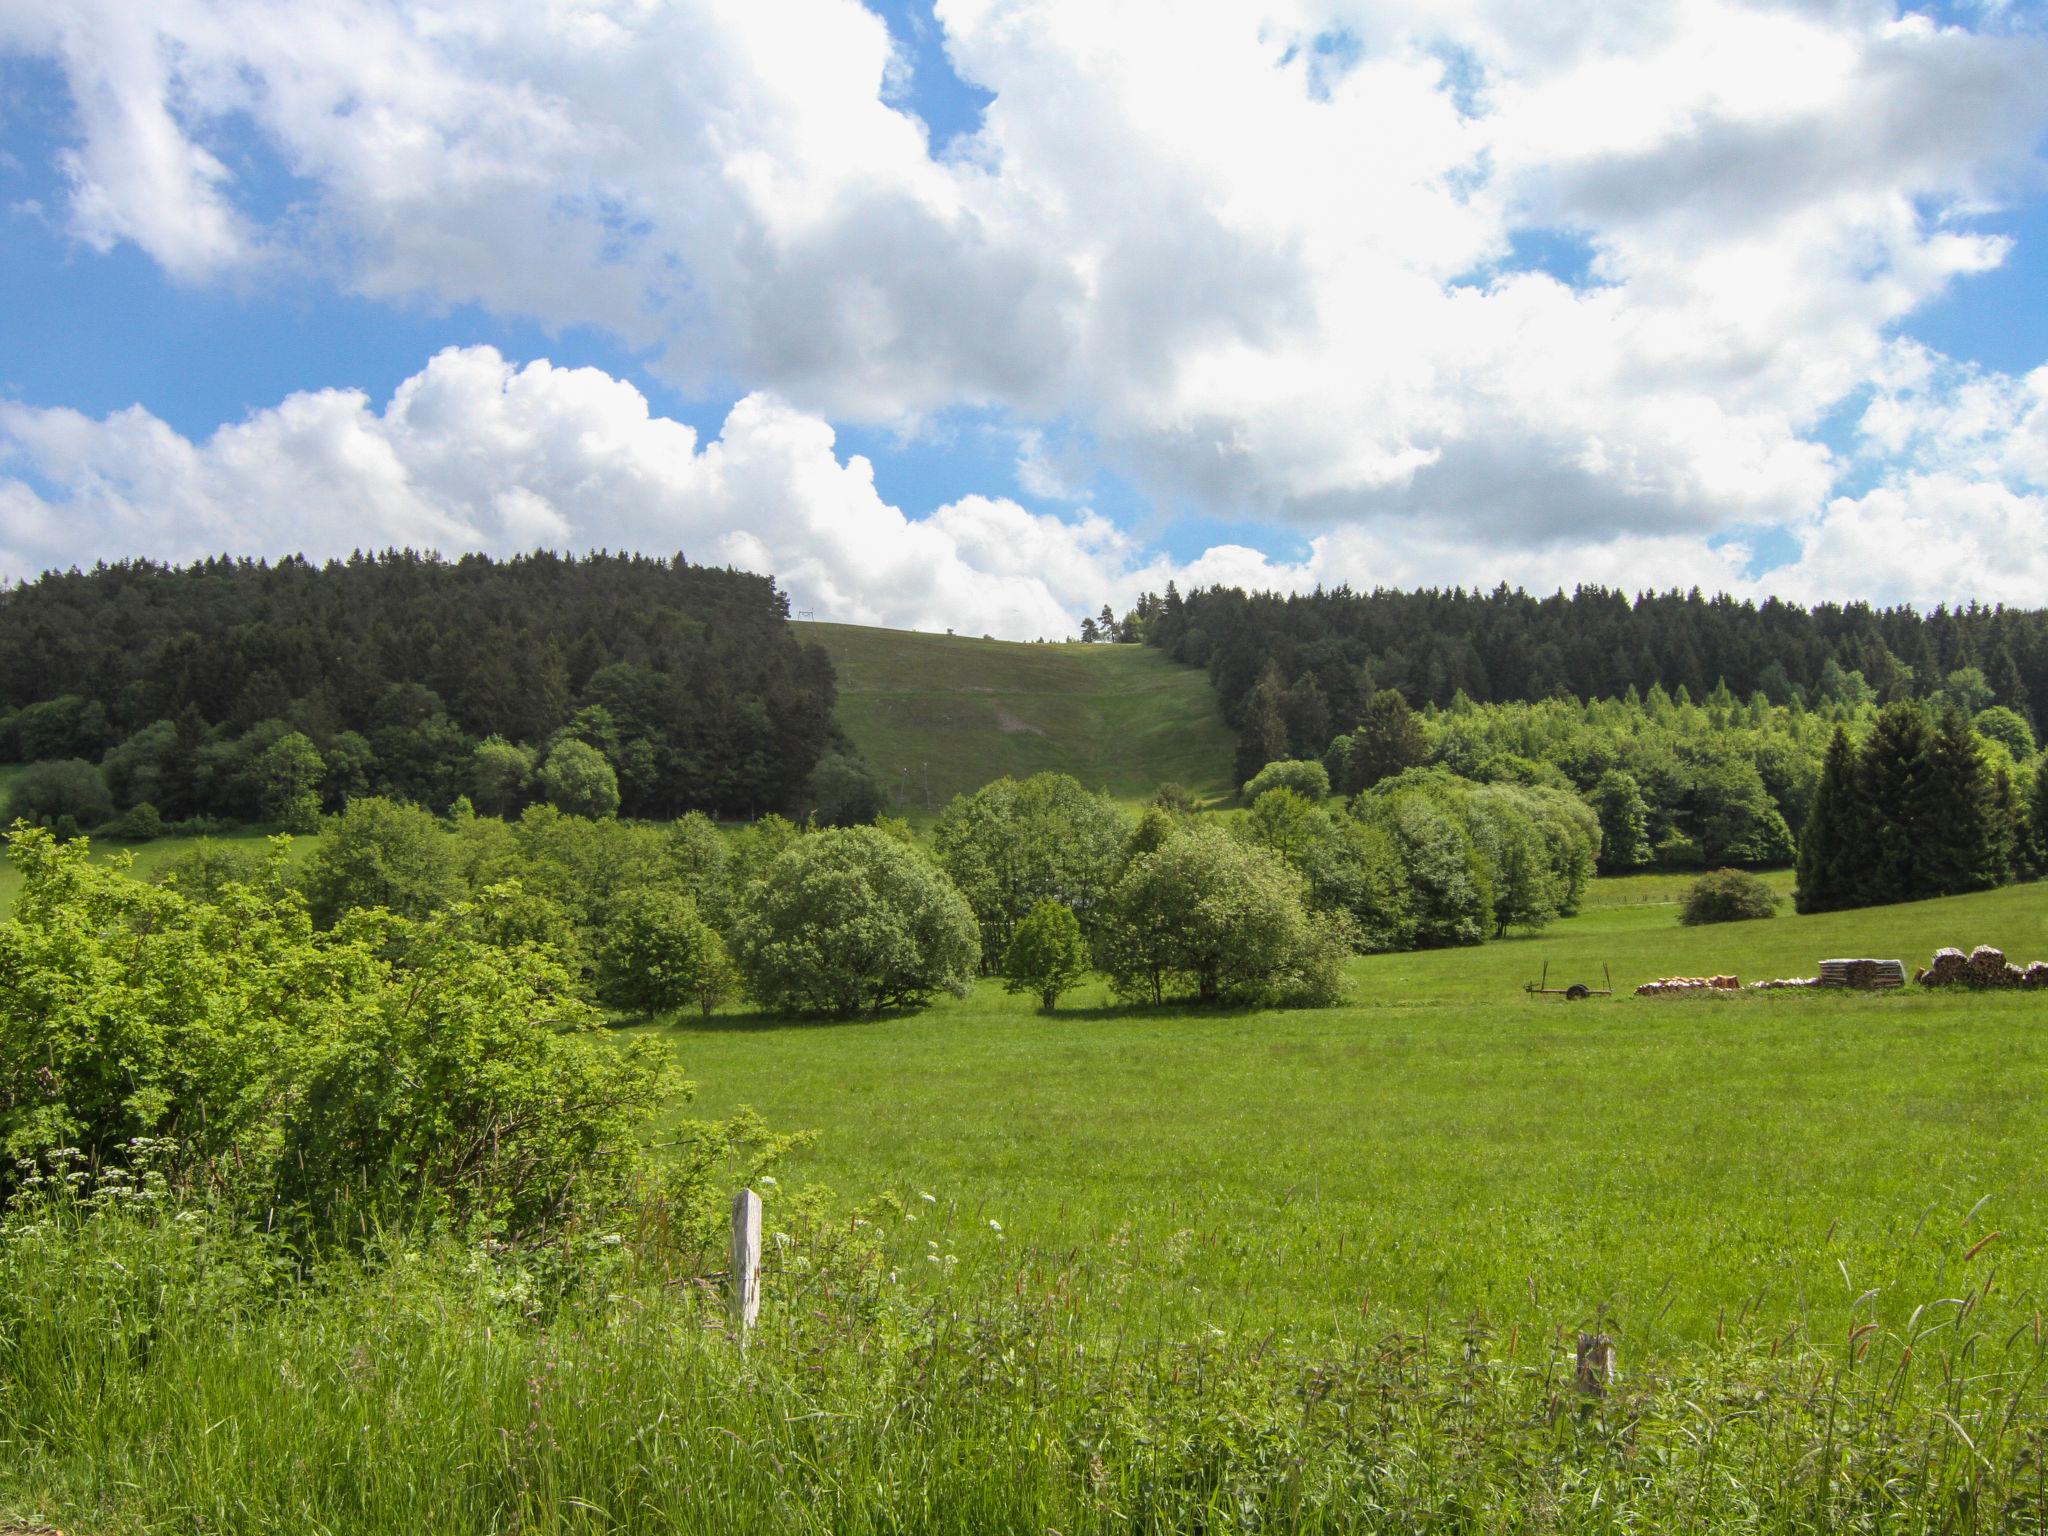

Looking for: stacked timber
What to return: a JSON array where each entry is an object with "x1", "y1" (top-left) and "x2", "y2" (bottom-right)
[
  {"x1": 1635, "y1": 974, "x2": 1740, "y2": 996},
  {"x1": 1817, "y1": 958, "x2": 1906, "y2": 990},
  {"x1": 1750, "y1": 976, "x2": 1823, "y2": 990},
  {"x1": 1917, "y1": 945, "x2": 2048, "y2": 989}
]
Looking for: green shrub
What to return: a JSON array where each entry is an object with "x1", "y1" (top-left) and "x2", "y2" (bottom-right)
[
  {"x1": 1000, "y1": 899, "x2": 1091, "y2": 1011},
  {"x1": 805, "y1": 750, "x2": 886, "y2": 826},
  {"x1": 1242, "y1": 757, "x2": 1329, "y2": 802},
  {"x1": 596, "y1": 887, "x2": 737, "y2": 1018},
  {"x1": 1097, "y1": 821, "x2": 1346, "y2": 1007},
  {"x1": 734, "y1": 826, "x2": 980, "y2": 1016},
  {"x1": 6, "y1": 757, "x2": 115, "y2": 831},
  {"x1": 0, "y1": 826, "x2": 675, "y2": 1243},
  {"x1": 300, "y1": 796, "x2": 464, "y2": 927},
  {"x1": 1679, "y1": 867, "x2": 1781, "y2": 925},
  {"x1": 98, "y1": 800, "x2": 164, "y2": 842},
  {"x1": 933, "y1": 773, "x2": 1128, "y2": 962},
  {"x1": 537, "y1": 738, "x2": 621, "y2": 819}
]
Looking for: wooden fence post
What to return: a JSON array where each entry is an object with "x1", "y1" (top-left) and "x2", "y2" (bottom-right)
[{"x1": 731, "y1": 1188, "x2": 762, "y2": 1341}]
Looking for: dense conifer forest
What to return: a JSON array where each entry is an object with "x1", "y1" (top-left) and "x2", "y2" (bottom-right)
[
  {"x1": 0, "y1": 552, "x2": 844, "y2": 821},
  {"x1": 1130, "y1": 582, "x2": 2045, "y2": 741}
]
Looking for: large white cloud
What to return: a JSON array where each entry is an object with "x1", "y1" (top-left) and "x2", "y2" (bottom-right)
[
  {"x1": 1, "y1": 0, "x2": 2044, "y2": 599},
  {"x1": 0, "y1": 345, "x2": 1154, "y2": 637},
  {"x1": 9, "y1": 344, "x2": 2039, "y2": 640}
]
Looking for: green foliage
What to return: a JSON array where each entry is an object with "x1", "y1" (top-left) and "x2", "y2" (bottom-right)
[
  {"x1": 300, "y1": 796, "x2": 464, "y2": 927},
  {"x1": 804, "y1": 750, "x2": 885, "y2": 827},
  {"x1": 97, "y1": 801, "x2": 163, "y2": 842},
  {"x1": 254, "y1": 730, "x2": 325, "y2": 827},
  {"x1": 1357, "y1": 784, "x2": 1492, "y2": 947},
  {"x1": 1797, "y1": 704, "x2": 2011, "y2": 912},
  {"x1": 1152, "y1": 781, "x2": 1200, "y2": 814},
  {"x1": 1242, "y1": 757, "x2": 1329, "y2": 802},
  {"x1": 733, "y1": 826, "x2": 980, "y2": 1016},
  {"x1": 0, "y1": 828, "x2": 675, "y2": 1244},
  {"x1": 999, "y1": 898, "x2": 1091, "y2": 1011},
  {"x1": 537, "y1": 738, "x2": 621, "y2": 819},
  {"x1": 1097, "y1": 821, "x2": 1344, "y2": 1006},
  {"x1": 467, "y1": 734, "x2": 536, "y2": 817},
  {"x1": 1974, "y1": 705, "x2": 2036, "y2": 762},
  {"x1": 0, "y1": 553, "x2": 839, "y2": 821},
  {"x1": 1589, "y1": 768, "x2": 1652, "y2": 870},
  {"x1": 154, "y1": 837, "x2": 274, "y2": 903},
  {"x1": 1678, "y1": 867, "x2": 1781, "y2": 925},
  {"x1": 1337, "y1": 688, "x2": 1427, "y2": 793},
  {"x1": 6, "y1": 758, "x2": 114, "y2": 832},
  {"x1": 1232, "y1": 673, "x2": 1290, "y2": 790},
  {"x1": 595, "y1": 887, "x2": 737, "y2": 1018},
  {"x1": 932, "y1": 773, "x2": 1129, "y2": 961}
]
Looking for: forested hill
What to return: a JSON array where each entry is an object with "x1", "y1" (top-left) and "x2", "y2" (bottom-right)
[
  {"x1": 1131, "y1": 583, "x2": 2046, "y2": 741},
  {"x1": 0, "y1": 552, "x2": 839, "y2": 819}
]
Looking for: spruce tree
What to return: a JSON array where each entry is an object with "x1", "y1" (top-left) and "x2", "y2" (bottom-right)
[
  {"x1": 1857, "y1": 702, "x2": 1935, "y2": 904},
  {"x1": 1794, "y1": 726, "x2": 1864, "y2": 913},
  {"x1": 1233, "y1": 676, "x2": 1290, "y2": 790},
  {"x1": 1916, "y1": 706, "x2": 2000, "y2": 896},
  {"x1": 1348, "y1": 689, "x2": 1427, "y2": 791},
  {"x1": 2021, "y1": 767, "x2": 2048, "y2": 882}
]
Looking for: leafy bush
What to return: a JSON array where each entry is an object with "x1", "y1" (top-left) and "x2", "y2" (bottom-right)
[
  {"x1": 6, "y1": 757, "x2": 114, "y2": 831},
  {"x1": 1242, "y1": 758, "x2": 1329, "y2": 802},
  {"x1": 537, "y1": 738, "x2": 621, "y2": 819},
  {"x1": 596, "y1": 887, "x2": 738, "y2": 1017},
  {"x1": 1097, "y1": 821, "x2": 1346, "y2": 1007},
  {"x1": 155, "y1": 838, "x2": 274, "y2": 902},
  {"x1": 1000, "y1": 899, "x2": 1091, "y2": 1011},
  {"x1": 300, "y1": 796, "x2": 464, "y2": 927},
  {"x1": 933, "y1": 773, "x2": 1128, "y2": 962},
  {"x1": 97, "y1": 801, "x2": 164, "y2": 842},
  {"x1": 734, "y1": 827, "x2": 980, "y2": 1016},
  {"x1": 0, "y1": 828, "x2": 677, "y2": 1244},
  {"x1": 805, "y1": 751, "x2": 886, "y2": 826},
  {"x1": 1679, "y1": 868, "x2": 1781, "y2": 925}
]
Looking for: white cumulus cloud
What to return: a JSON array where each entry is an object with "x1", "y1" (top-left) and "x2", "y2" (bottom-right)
[{"x1": 1, "y1": 0, "x2": 2045, "y2": 603}]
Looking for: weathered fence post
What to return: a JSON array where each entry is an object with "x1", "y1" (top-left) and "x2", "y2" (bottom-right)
[
  {"x1": 731, "y1": 1187, "x2": 762, "y2": 1341},
  {"x1": 1575, "y1": 1332, "x2": 1614, "y2": 1395}
]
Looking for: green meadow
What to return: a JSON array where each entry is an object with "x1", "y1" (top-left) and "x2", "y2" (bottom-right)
[
  {"x1": 795, "y1": 622, "x2": 1238, "y2": 811},
  {"x1": 660, "y1": 875, "x2": 2048, "y2": 1356}
]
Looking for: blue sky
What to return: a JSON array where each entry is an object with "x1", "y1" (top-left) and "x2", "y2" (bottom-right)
[{"x1": 1, "y1": 2, "x2": 2045, "y2": 634}]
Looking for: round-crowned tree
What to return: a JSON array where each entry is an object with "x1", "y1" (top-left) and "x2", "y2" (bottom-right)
[
  {"x1": 6, "y1": 758, "x2": 114, "y2": 832},
  {"x1": 1679, "y1": 868, "x2": 1781, "y2": 926},
  {"x1": 537, "y1": 738, "x2": 621, "y2": 819},
  {"x1": 1000, "y1": 898, "x2": 1091, "y2": 1012},
  {"x1": 299, "y1": 796, "x2": 464, "y2": 926},
  {"x1": 1097, "y1": 821, "x2": 1346, "y2": 1007},
  {"x1": 1242, "y1": 758, "x2": 1329, "y2": 803},
  {"x1": 595, "y1": 886, "x2": 737, "y2": 1018},
  {"x1": 733, "y1": 826, "x2": 980, "y2": 1016}
]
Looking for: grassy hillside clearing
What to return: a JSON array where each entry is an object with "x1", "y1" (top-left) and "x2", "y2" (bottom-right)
[
  {"x1": 659, "y1": 875, "x2": 2048, "y2": 1358},
  {"x1": 796, "y1": 621, "x2": 1236, "y2": 811}
]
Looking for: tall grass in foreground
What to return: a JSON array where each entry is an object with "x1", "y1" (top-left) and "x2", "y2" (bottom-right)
[{"x1": 4, "y1": 1191, "x2": 2046, "y2": 1535}]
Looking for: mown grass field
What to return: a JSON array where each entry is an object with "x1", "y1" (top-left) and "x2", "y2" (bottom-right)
[
  {"x1": 795, "y1": 621, "x2": 1237, "y2": 811},
  {"x1": 658, "y1": 876, "x2": 2048, "y2": 1361}
]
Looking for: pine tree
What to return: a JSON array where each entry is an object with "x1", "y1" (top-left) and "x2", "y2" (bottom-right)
[{"x1": 1794, "y1": 726, "x2": 1865, "y2": 913}]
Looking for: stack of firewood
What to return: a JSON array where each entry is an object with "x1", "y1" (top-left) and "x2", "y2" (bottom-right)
[
  {"x1": 1817, "y1": 958, "x2": 1906, "y2": 989},
  {"x1": 1635, "y1": 974, "x2": 1740, "y2": 996},
  {"x1": 1917, "y1": 945, "x2": 2048, "y2": 990}
]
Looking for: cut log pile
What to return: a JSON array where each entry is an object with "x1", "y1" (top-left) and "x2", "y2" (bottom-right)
[
  {"x1": 1750, "y1": 976, "x2": 1822, "y2": 990},
  {"x1": 1817, "y1": 958, "x2": 1906, "y2": 989},
  {"x1": 1916, "y1": 946, "x2": 2048, "y2": 990},
  {"x1": 1635, "y1": 974, "x2": 1740, "y2": 996}
]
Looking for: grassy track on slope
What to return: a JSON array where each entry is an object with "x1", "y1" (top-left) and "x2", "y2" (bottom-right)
[
  {"x1": 796, "y1": 622, "x2": 1236, "y2": 811},
  {"x1": 657, "y1": 876, "x2": 2048, "y2": 1360}
]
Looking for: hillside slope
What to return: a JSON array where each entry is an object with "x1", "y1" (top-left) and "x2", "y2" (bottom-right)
[{"x1": 797, "y1": 623, "x2": 1235, "y2": 811}]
